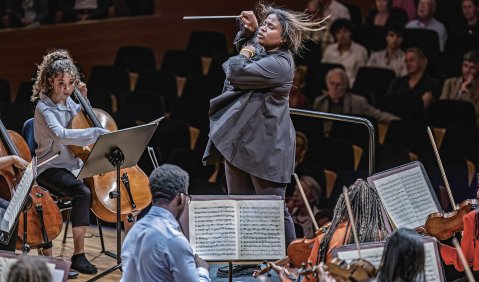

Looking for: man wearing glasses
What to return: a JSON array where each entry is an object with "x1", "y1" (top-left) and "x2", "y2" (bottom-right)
[{"x1": 121, "y1": 164, "x2": 210, "y2": 282}]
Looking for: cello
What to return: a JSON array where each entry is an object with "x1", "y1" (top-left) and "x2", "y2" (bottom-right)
[
  {"x1": 0, "y1": 119, "x2": 62, "y2": 252},
  {"x1": 68, "y1": 88, "x2": 151, "y2": 223}
]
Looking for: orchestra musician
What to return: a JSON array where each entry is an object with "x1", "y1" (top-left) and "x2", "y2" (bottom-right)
[{"x1": 31, "y1": 50, "x2": 109, "y2": 275}]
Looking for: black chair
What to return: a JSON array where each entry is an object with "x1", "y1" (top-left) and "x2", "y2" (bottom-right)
[
  {"x1": 383, "y1": 120, "x2": 432, "y2": 158},
  {"x1": 87, "y1": 88, "x2": 114, "y2": 114},
  {"x1": 426, "y1": 100, "x2": 477, "y2": 128},
  {"x1": 135, "y1": 70, "x2": 177, "y2": 113},
  {"x1": 329, "y1": 115, "x2": 378, "y2": 151},
  {"x1": 88, "y1": 65, "x2": 130, "y2": 99},
  {"x1": 359, "y1": 143, "x2": 411, "y2": 172},
  {"x1": 352, "y1": 67, "x2": 396, "y2": 106},
  {"x1": 181, "y1": 74, "x2": 223, "y2": 99},
  {"x1": 161, "y1": 50, "x2": 203, "y2": 77},
  {"x1": 186, "y1": 31, "x2": 228, "y2": 57},
  {"x1": 402, "y1": 29, "x2": 441, "y2": 72},
  {"x1": 151, "y1": 118, "x2": 191, "y2": 162},
  {"x1": 291, "y1": 115, "x2": 324, "y2": 141},
  {"x1": 381, "y1": 95, "x2": 424, "y2": 120},
  {"x1": 304, "y1": 137, "x2": 356, "y2": 171},
  {"x1": 0, "y1": 79, "x2": 10, "y2": 103},
  {"x1": 114, "y1": 46, "x2": 156, "y2": 73},
  {"x1": 303, "y1": 63, "x2": 345, "y2": 100},
  {"x1": 0, "y1": 103, "x2": 32, "y2": 134},
  {"x1": 118, "y1": 91, "x2": 165, "y2": 124},
  {"x1": 357, "y1": 25, "x2": 387, "y2": 52},
  {"x1": 440, "y1": 126, "x2": 479, "y2": 165},
  {"x1": 15, "y1": 81, "x2": 33, "y2": 104}
]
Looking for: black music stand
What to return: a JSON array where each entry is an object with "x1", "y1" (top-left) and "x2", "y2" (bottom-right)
[{"x1": 78, "y1": 118, "x2": 162, "y2": 282}]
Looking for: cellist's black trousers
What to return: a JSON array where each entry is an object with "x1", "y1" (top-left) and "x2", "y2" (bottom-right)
[{"x1": 37, "y1": 168, "x2": 91, "y2": 227}]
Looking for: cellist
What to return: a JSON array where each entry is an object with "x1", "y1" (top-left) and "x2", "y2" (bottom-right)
[{"x1": 31, "y1": 50, "x2": 109, "y2": 275}]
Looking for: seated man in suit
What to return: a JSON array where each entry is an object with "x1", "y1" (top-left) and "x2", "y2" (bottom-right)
[
  {"x1": 313, "y1": 68, "x2": 399, "y2": 135},
  {"x1": 440, "y1": 50, "x2": 479, "y2": 125}
]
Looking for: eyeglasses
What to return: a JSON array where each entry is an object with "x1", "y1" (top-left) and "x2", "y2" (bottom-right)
[{"x1": 181, "y1": 193, "x2": 192, "y2": 205}]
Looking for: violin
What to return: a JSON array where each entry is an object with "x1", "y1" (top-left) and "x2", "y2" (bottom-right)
[
  {"x1": 0, "y1": 119, "x2": 62, "y2": 250},
  {"x1": 68, "y1": 88, "x2": 151, "y2": 223},
  {"x1": 424, "y1": 127, "x2": 479, "y2": 240},
  {"x1": 298, "y1": 258, "x2": 377, "y2": 282}
]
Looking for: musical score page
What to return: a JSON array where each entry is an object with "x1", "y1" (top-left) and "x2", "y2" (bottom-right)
[
  {"x1": 189, "y1": 200, "x2": 238, "y2": 260},
  {"x1": 336, "y1": 247, "x2": 384, "y2": 267},
  {"x1": 238, "y1": 200, "x2": 285, "y2": 260},
  {"x1": 372, "y1": 166, "x2": 439, "y2": 229},
  {"x1": 424, "y1": 242, "x2": 442, "y2": 281}
]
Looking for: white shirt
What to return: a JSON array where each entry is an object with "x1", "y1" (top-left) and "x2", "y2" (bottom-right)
[
  {"x1": 322, "y1": 41, "x2": 368, "y2": 86},
  {"x1": 367, "y1": 49, "x2": 407, "y2": 77}
]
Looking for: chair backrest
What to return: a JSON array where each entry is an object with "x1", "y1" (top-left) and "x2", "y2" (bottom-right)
[
  {"x1": 160, "y1": 50, "x2": 203, "y2": 77},
  {"x1": 303, "y1": 63, "x2": 345, "y2": 100},
  {"x1": 383, "y1": 120, "x2": 431, "y2": 156},
  {"x1": 0, "y1": 79, "x2": 11, "y2": 103},
  {"x1": 426, "y1": 100, "x2": 477, "y2": 128},
  {"x1": 304, "y1": 137, "x2": 356, "y2": 171},
  {"x1": 21, "y1": 117, "x2": 37, "y2": 156},
  {"x1": 181, "y1": 74, "x2": 223, "y2": 99},
  {"x1": 88, "y1": 65, "x2": 130, "y2": 98},
  {"x1": 402, "y1": 29, "x2": 440, "y2": 62},
  {"x1": 15, "y1": 81, "x2": 33, "y2": 104},
  {"x1": 135, "y1": 70, "x2": 177, "y2": 112},
  {"x1": 186, "y1": 31, "x2": 228, "y2": 57},
  {"x1": 381, "y1": 95, "x2": 424, "y2": 120},
  {"x1": 352, "y1": 67, "x2": 396, "y2": 106},
  {"x1": 114, "y1": 46, "x2": 156, "y2": 73},
  {"x1": 119, "y1": 91, "x2": 165, "y2": 123}
]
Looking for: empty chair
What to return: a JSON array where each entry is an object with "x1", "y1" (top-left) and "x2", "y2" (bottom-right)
[
  {"x1": 119, "y1": 91, "x2": 165, "y2": 123},
  {"x1": 151, "y1": 118, "x2": 191, "y2": 162},
  {"x1": 114, "y1": 46, "x2": 156, "y2": 73},
  {"x1": 0, "y1": 79, "x2": 10, "y2": 103},
  {"x1": 181, "y1": 74, "x2": 223, "y2": 99},
  {"x1": 135, "y1": 70, "x2": 177, "y2": 113},
  {"x1": 0, "y1": 103, "x2": 33, "y2": 133},
  {"x1": 15, "y1": 81, "x2": 33, "y2": 104},
  {"x1": 381, "y1": 95, "x2": 424, "y2": 120},
  {"x1": 186, "y1": 31, "x2": 228, "y2": 57},
  {"x1": 426, "y1": 100, "x2": 477, "y2": 128},
  {"x1": 88, "y1": 66, "x2": 130, "y2": 99},
  {"x1": 352, "y1": 67, "x2": 396, "y2": 106},
  {"x1": 161, "y1": 50, "x2": 203, "y2": 77},
  {"x1": 304, "y1": 137, "x2": 356, "y2": 171},
  {"x1": 87, "y1": 88, "x2": 114, "y2": 114}
]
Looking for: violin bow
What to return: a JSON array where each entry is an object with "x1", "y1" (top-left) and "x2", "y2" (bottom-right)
[
  {"x1": 294, "y1": 173, "x2": 320, "y2": 231},
  {"x1": 343, "y1": 186, "x2": 362, "y2": 259},
  {"x1": 452, "y1": 238, "x2": 477, "y2": 282},
  {"x1": 426, "y1": 127, "x2": 457, "y2": 209}
]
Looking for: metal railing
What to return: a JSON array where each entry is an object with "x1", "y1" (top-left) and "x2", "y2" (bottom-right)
[{"x1": 290, "y1": 108, "x2": 376, "y2": 176}]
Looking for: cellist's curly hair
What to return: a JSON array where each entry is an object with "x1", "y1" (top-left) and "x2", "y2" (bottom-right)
[
  {"x1": 317, "y1": 179, "x2": 389, "y2": 263},
  {"x1": 255, "y1": 3, "x2": 327, "y2": 55},
  {"x1": 31, "y1": 49, "x2": 78, "y2": 106}
]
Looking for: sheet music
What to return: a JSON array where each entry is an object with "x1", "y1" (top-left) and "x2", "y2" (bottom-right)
[
  {"x1": 189, "y1": 200, "x2": 238, "y2": 260},
  {"x1": 336, "y1": 246, "x2": 384, "y2": 268},
  {"x1": 424, "y1": 242, "x2": 442, "y2": 281},
  {"x1": 372, "y1": 166, "x2": 439, "y2": 229},
  {"x1": 238, "y1": 200, "x2": 285, "y2": 260}
]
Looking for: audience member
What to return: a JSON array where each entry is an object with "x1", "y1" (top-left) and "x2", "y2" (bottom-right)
[
  {"x1": 62, "y1": 0, "x2": 109, "y2": 22},
  {"x1": 121, "y1": 164, "x2": 210, "y2": 282},
  {"x1": 406, "y1": 0, "x2": 448, "y2": 52},
  {"x1": 322, "y1": 19, "x2": 368, "y2": 86},
  {"x1": 448, "y1": 0, "x2": 479, "y2": 55},
  {"x1": 386, "y1": 47, "x2": 441, "y2": 108},
  {"x1": 306, "y1": 0, "x2": 350, "y2": 43},
  {"x1": 367, "y1": 24, "x2": 407, "y2": 76},
  {"x1": 289, "y1": 68, "x2": 309, "y2": 109},
  {"x1": 440, "y1": 50, "x2": 479, "y2": 125},
  {"x1": 365, "y1": 0, "x2": 408, "y2": 27},
  {"x1": 7, "y1": 256, "x2": 52, "y2": 282},
  {"x1": 313, "y1": 68, "x2": 399, "y2": 134},
  {"x1": 393, "y1": 0, "x2": 416, "y2": 21},
  {"x1": 12, "y1": 0, "x2": 50, "y2": 27}
]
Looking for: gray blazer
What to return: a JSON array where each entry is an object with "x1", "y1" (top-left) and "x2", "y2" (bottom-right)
[{"x1": 203, "y1": 29, "x2": 295, "y2": 184}]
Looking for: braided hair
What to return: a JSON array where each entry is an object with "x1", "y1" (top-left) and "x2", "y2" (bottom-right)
[
  {"x1": 317, "y1": 179, "x2": 389, "y2": 263},
  {"x1": 31, "y1": 49, "x2": 78, "y2": 107}
]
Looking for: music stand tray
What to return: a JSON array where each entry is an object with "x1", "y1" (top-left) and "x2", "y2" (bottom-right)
[{"x1": 81, "y1": 118, "x2": 162, "y2": 282}]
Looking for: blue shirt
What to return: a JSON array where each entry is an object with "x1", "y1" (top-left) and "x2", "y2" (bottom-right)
[{"x1": 121, "y1": 206, "x2": 210, "y2": 282}]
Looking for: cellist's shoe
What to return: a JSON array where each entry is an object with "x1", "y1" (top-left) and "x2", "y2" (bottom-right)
[{"x1": 71, "y1": 253, "x2": 97, "y2": 274}]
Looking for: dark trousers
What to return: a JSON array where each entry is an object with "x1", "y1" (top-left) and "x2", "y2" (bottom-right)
[
  {"x1": 37, "y1": 168, "x2": 91, "y2": 227},
  {"x1": 224, "y1": 161, "x2": 296, "y2": 245}
]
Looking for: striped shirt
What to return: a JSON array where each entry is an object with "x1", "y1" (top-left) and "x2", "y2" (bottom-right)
[{"x1": 367, "y1": 49, "x2": 407, "y2": 77}]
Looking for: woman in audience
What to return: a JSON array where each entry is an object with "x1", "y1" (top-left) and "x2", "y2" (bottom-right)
[
  {"x1": 386, "y1": 47, "x2": 441, "y2": 109},
  {"x1": 365, "y1": 0, "x2": 408, "y2": 27},
  {"x1": 448, "y1": 0, "x2": 479, "y2": 55}
]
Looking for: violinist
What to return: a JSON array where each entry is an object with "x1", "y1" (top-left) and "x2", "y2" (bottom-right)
[
  {"x1": 309, "y1": 179, "x2": 389, "y2": 265},
  {"x1": 439, "y1": 189, "x2": 479, "y2": 280},
  {"x1": 31, "y1": 50, "x2": 109, "y2": 275}
]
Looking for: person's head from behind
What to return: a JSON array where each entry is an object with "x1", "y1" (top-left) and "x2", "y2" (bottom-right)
[
  {"x1": 375, "y1": 0, "x2": 393, "y2": 13},
  {"x1": 462, "y1": 0, "x2": 479, "y2": 22},
  {"x1": 330, "y1": 19, "x2": 354, "y2": 47},
  {"x1": 256, "y1": 4, "x2": 324, "y2": 54},
  {"x1": 295, "y1": 131, "x2": 309, "y2": 165},
  {"x1": 385, "y1": 24, "x2": 404, "y2": 51},
  {"x1": 318, "y1": 179, "x2": 389, "y2": 262},
  {"x1": 326, "y1": 68, "x2": 349, "y2": 102},
  {"x1": 377, "y1": 228, "x2": 425, "y2": 282},
  {"x1": 417, "y1": 0, "x2": 436, "y2": 20},
  {"x1": 32, "y1": 49, "x2": 79, "y2": 105},
  {"x1": 150, "y1": 164, "x2": 190, "y2": 219},
  {"x1": 462, "y1": 50, "x2": 479, "y2": 80},
  {"x1": 7, "y1": 256, "x2": 52, "y2": 282},
  {"x1": 405, "y1": 47, "x2": 428, "y2": 76},
  {"x1": 291, "y1": 175, "x2": 322, "y2": 208}
]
